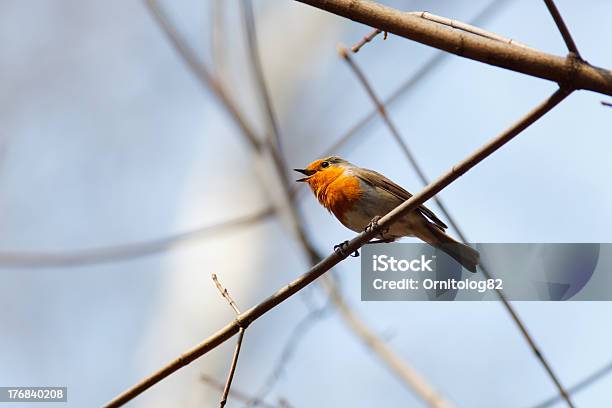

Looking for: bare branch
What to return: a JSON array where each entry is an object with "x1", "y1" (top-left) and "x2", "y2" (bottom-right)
[
  {"x1": 201, "y1": 374, "x2": 282, "y2": 408},
  {"x1": 542, "y1": 0, "x2": 581, "y2": 58},
  {"x1": 351, "y1": 28, "x2": 384, "y2": 53},
  {"x1": 103, "y1": 87, "x2": 570, "y2": 408},
  {"x1": 212, "y1": 274, "x2": 241, "y2": 315},
  {"x1": 340, "y1": 46, "x2": 575, "y2": 408},
  {"x1": 144, "y1": 0, "x2": 262, "y2": 151},
  {"x1": 530, "y1": 359, "x2": 612, "y2": 408},
  {"x1": 211, "y1": 274, "x2": 246, "y2": 408},
  {"x1": 210, "y1": 0, "x2": 228, "y2": 78},
  {"x1": 408, "y1": 11, "x2": 534, "y2": 51},
  {"x1": 601, "y1": 101, "x2": 612, "y2": 107},
  {"x1": 294, "y1": 0, "x2": 612, "y2": 95},
  {"x1": 483, "y1": 260, "x2": 575, "y2": 407},
  {"x1": 220, "y1": 329, "x2": 245, "y2": 408},
  {"x1": 0, "y1": 208, "x2": 274, "y2": 268},
  {"x1": 240, "y1": 0, "x2": 284, "y2": 152}
]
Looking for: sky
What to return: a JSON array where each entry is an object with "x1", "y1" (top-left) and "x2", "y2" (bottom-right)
[{"x1": 0, "y1": 0, "x2": 611, "y2": 407}]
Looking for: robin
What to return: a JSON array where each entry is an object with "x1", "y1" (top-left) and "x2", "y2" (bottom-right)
[{"x1": 294, "y1": 156, "x2": 479, "y2": 272}]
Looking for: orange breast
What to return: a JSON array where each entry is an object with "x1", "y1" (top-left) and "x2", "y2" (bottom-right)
[{"x1": 309, "y1": 169, "x2": 363, "y2": 220}]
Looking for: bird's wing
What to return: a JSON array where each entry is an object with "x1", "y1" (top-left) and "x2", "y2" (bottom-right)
[{"x1": 357, "y1": 169, "x2": 448, "y2": 231}]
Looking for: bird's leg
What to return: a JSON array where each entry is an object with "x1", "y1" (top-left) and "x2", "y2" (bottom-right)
[
  {"x1": 334, "y1": 240, "x2": 359, "y2": 257},
  {"x1": 365, "y1": 215, "x2": 389, "y2": 240}
]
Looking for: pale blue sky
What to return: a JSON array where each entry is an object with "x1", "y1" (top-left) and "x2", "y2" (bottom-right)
[{"x1": 0, "y1": 1, "x2": 611, "y2": 407}]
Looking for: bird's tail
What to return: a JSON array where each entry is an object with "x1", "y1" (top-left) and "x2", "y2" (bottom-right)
[{"x1": 418, "y1": 224, "x2": 480, "y2": 273}]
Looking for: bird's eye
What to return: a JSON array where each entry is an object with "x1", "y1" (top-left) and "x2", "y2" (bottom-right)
[{"x1": 321, "y1": 161, "x2": 329, "y2": 168}]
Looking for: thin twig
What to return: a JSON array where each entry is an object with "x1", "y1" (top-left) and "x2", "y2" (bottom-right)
[
  {"x1": 103, "y1": 88, "x2": 570, "y2": 408},
  {"x1": 0, "y1": 208, "x2": 274, "y2": 268},
  {"x1": 220, "y1": 329, "x2": 245, "y2": 408},
  {"x1": 201, "y1": 374, "x2": 282, "y2": 408},
  {"x1": 212, "y1": 274, "x2": 241, "y2": 315},
  {"x1": 211, "y1": 273, "x2": 246, "y2": 408},
  {"x1": 601, "y1": 101, "x2": 612, "y2": 107},
  {"x1": 351, "y1": 28, "x2": 383, "y2": 53},
  {"x1": 542, "y1": 0, "x2": 581, "y2": 58},
  {"x1": 210, "y1": 0, "x2": 228, "y2": 78},
  {"x1": 240, "y1": 0, "x2": 284, "y2": 152},
  {"x1": 530, "y1": 359, "x2": 612, "y2": 408},
  {"x1": 144, "y1": 0, "x2": 262, "y2": 151},
  {"x1": 339, "y1": 46, "x2": 575, "y2": 408},
  {"x1": 295, "y1": 0, "x2": 612, "y2": 95}
]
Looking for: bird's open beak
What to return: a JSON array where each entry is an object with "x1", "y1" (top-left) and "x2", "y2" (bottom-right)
[{"x1": 294, "y1": 168, "x2": 316, "y2": 182}]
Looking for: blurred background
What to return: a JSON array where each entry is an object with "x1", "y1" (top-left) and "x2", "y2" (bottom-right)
[{"x1": 1, "y1": 0, "x2": 611, "y2": 407}]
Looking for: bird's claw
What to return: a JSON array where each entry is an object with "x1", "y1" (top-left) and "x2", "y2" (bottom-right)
[
  {"x1": 334, "y1": 240, "x2": 359, "y2": 258},
  {"x1": 365, "y1": 216, "x2": 388, "y2": 238}
]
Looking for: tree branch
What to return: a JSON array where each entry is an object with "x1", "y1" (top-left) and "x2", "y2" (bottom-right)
[
  {"x1": 201, "y1": 374, "x2": 283, "y2": 408},
  {"x1": 542, "y1": 0, "x2": 581, "y2": 58},
  {"x1": 240, "y1": 0, "x2": 284, "y2": 152},
  {"x1": 351, "y1": 28, "x2": 385, "y2": 53},
  {"x1": 103, "y1": 87, "x2": 570, "y2": 408},
  {"x1": 144, "y1": 0, "x2": 262, "y2": 151},
  {"x1": 530, "y1": 359, "x2": 612, "y2": 408},
  {"x1": 294, "y1": 0, "x2": 612, "y2": 95},
  {"x1": 0, "y1": 208, "x2": 274, "y2": 268}
]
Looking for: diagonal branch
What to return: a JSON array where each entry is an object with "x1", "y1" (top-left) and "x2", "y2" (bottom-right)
[
  {"x1": 0, "y1": 208, "x2": 274, "y2": 268},
  {"x1": 340, "y1": 47, "x2": 575, "y2": 408},
  {"x1": 351, "y1": 28, "x2": 385, "y2": 53},
  {"x1": 240, "y1": 0, "x2": 284, "y2": 152},
  {"x1": 294, "y1": 0, "x2": 612, "y2": 95},
  {"x1": 542, "y1": 0, "x2": 581, "y2": 58},
  {"x1": 144, "y1": 0, "x2": 262, "y2": 151},
  {"x1": 103, "y1": 87, "x2": 570, "y2": 408},
  {"x1": 201, "y1": 374, "x2": 284, "y2": 408},
  {"x1": 530, "y1": 359, "x2": 612, "y2": 408}
]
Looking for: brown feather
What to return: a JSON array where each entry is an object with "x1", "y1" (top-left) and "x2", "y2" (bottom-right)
[{"x1": 355, "y1": 169, "x2": 448, "y2": 231}]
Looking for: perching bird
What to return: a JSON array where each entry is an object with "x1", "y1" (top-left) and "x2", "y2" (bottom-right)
[{"x1": 294, "y1": 156, "x2": 479, "y2": 272}]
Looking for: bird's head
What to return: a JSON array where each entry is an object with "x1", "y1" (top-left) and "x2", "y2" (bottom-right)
[{"x1": 294, "y1": 156, "x2": 349, "y2": 190}]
